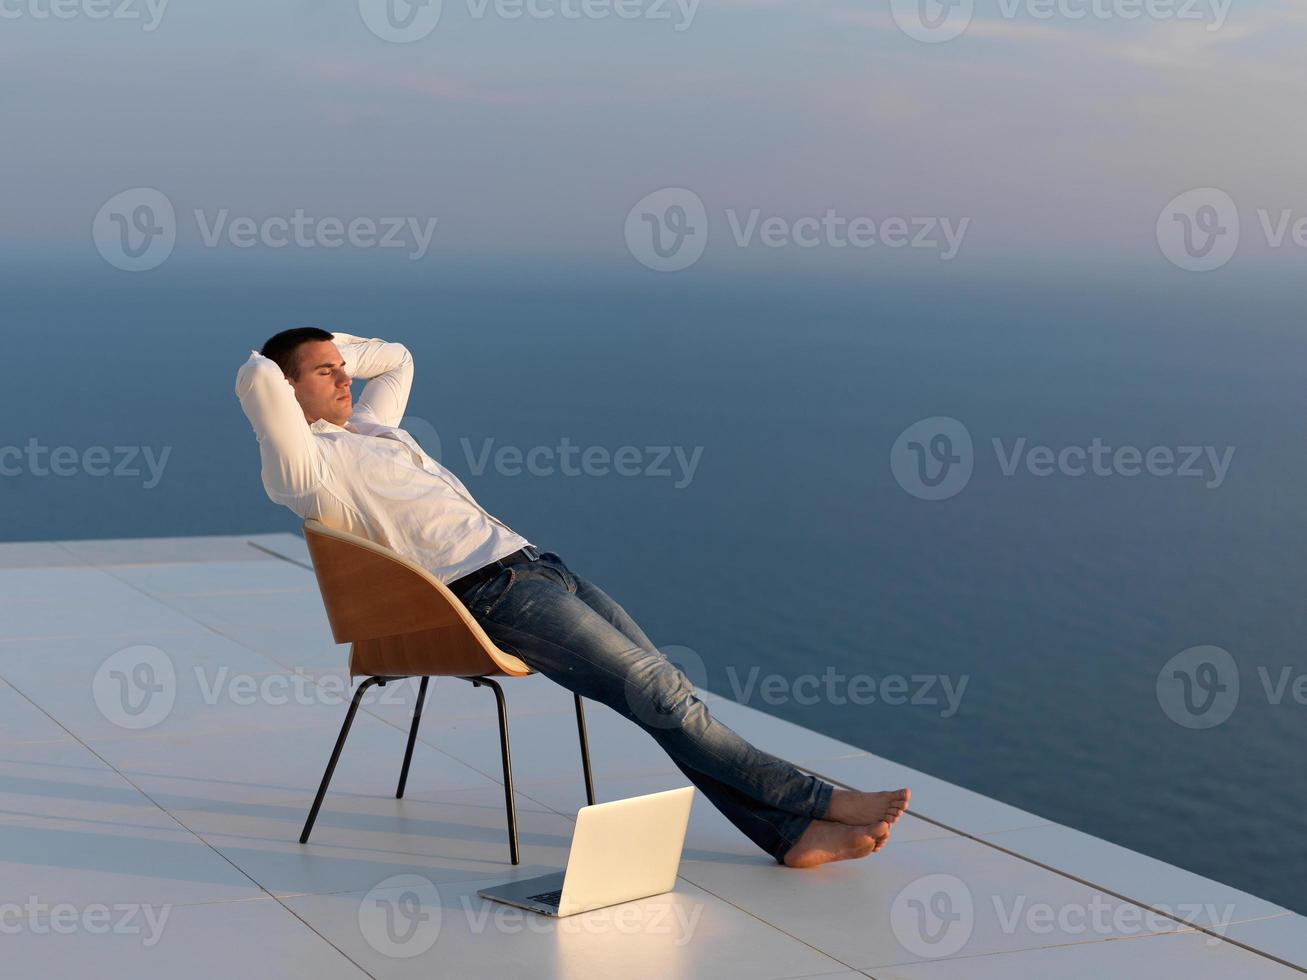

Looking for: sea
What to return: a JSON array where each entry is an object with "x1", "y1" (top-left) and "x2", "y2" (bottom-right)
[{"x1": 4, "y1": 252, "x2": 1305, "y2": 914}]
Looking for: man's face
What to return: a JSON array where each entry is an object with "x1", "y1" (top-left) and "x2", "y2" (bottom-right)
[{"x1": 287, "y1": 340, "x2": 352, "y2": 426}]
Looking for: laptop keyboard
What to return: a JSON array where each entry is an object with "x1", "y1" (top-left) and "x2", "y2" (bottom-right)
[{"x1": 526, "y1": 889, "x2": 563, "y2": 906}]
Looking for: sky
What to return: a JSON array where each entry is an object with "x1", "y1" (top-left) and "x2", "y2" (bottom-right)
[{"x1": 2, "y1": 0, "x2": 1305, "y2": 277}]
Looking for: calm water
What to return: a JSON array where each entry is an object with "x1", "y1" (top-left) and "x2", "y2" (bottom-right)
[{"x1": 5, "y1": 255, "x2": 1306, "y2": 914}]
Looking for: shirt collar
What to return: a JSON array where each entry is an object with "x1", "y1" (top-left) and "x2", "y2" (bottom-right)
[{"x1": 310, "y1": 418, "x2": 359, "y2": 434}]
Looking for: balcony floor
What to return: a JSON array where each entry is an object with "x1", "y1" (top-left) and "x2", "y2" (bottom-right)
[{"x1": 0, "y1": 533, "x2": 1303, "y2": 978}]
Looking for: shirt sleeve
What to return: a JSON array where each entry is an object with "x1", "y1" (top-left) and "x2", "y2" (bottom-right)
[
  {"x1": 234, "y1": 352, "x2": 324, "y2": 503},
  {"x1": 331, "y1": 332, "x2": 414, "y2": 428}
]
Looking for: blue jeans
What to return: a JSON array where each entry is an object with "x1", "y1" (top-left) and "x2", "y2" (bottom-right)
[{"x1": 455, "y1": 550, "x2": 835, "y2": 863}]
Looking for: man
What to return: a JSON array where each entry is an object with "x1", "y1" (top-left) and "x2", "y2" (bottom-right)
[{"x1": 235, "y1": 327, "x2": 909, "y2": 867}]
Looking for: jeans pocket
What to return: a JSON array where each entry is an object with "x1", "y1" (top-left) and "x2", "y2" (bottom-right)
[
  {"x1": 464, "y1": 567, "x2": 518, "y2": 619},
  {"x1": 536, "y1": 551, "x2": 573, "y2": 591}
]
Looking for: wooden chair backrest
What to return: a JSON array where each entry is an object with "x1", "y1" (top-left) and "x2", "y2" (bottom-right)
[{"x1": 302, "y1": 520, "x2": 530, "y2": 679}]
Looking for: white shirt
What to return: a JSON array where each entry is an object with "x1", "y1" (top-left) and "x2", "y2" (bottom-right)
[{"x1": 234, "y1": 332, "x2": 533, "y2": 584}]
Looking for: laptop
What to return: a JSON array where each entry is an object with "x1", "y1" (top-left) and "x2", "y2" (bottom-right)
[{"x1": 477, "y1": 786, "x2": 695, "y2": 917}]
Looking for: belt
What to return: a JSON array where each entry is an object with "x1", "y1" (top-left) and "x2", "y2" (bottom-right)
[{"x1": 448, "y1": 545, "x2": 541, "y2": 600}]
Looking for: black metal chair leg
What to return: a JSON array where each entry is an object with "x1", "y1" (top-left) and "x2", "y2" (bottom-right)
[
  {"x1": 300, "y1": 675, "x2": 385, "y2": 844},
  {"x1": 574, "y1": 693, "x2": 596, "y2": 806},
  {"x1": 468, "y1": 676, "x2": 520, "y2": 865},
  {"x1": 395, "y1": 676, "x2": 429, "y2": 799}
]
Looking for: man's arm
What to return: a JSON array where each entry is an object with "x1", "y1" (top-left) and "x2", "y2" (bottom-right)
[
  {"x1": 234, "y1": 353, "x2": 323, "y2": 502},
  {"x1": 331, "y1": 333, "x2": 414, "y2": 428}
]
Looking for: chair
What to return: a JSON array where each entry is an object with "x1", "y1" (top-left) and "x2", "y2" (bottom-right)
[{"x1": 297, "y1": 519, "x2": 596, "y2": 864}]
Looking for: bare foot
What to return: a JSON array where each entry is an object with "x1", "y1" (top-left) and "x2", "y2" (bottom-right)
[
  {"x1": 825, "y1": 787, "x2": 911, "y2": 827},
  {"x1": 781, "y1": 819, "x2": 890, "y2": 869}
]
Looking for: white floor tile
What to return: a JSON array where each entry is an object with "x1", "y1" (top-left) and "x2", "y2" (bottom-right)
[
  {"x1": 0, "y1": 540, "x2": 86, "y2": 568},
  {"x1": 102, "y1": 559, "x2": 317, "y2": 597},
  {"x1": 669, "y1": 833, "x2": 1198, "y2": 971},
  {"x1": 245, "y1": 532, "x2": 312, "y2": 565},
  {"x1": 281, "y1": 874, "x2": 851, "y2": 980},
  {"x1": 870, "y1": 929, "x2": 1302, "y2": 979},
  {"x1": 0, "y1": 681, "x2": 75, "y2": 743},
  {"x1": 1, "y1": 895, "x2": 369, "y2": 979},
  {"x1": 0, "y1": 565, "x2": 135, "y2": 603},
  {"x1": 168, "y1": 788, "x2": 585, "y2": 898},
  {"x1": 55, "y1": 536, "x2": 276, "y2": 565},
  {"x1": 0, "y1": 633, "x2": 328, "y2": 742},
  {"x1": 981, "y1": 823, "x2": 1287, "y2": 929},
  {"x1": 0, "y1": 591, "x2": 205, "y2": 642},
  {"x1": 89, "y1": 709, "x2": 498, "y2": 811},
  {"x1": 1222, "y1": 913, "x2": 1307, "y2": 971},
  {"x1": 198, "y1": 620, "x2": 349, "y2": 672},
  {"x1": 0, "y1": 740, "x2": 278, "y2": 907}
]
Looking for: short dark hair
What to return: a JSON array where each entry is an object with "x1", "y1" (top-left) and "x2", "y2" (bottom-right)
[{"x1": 260, "y1": 327, "x2": 335, "y2": 380}]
